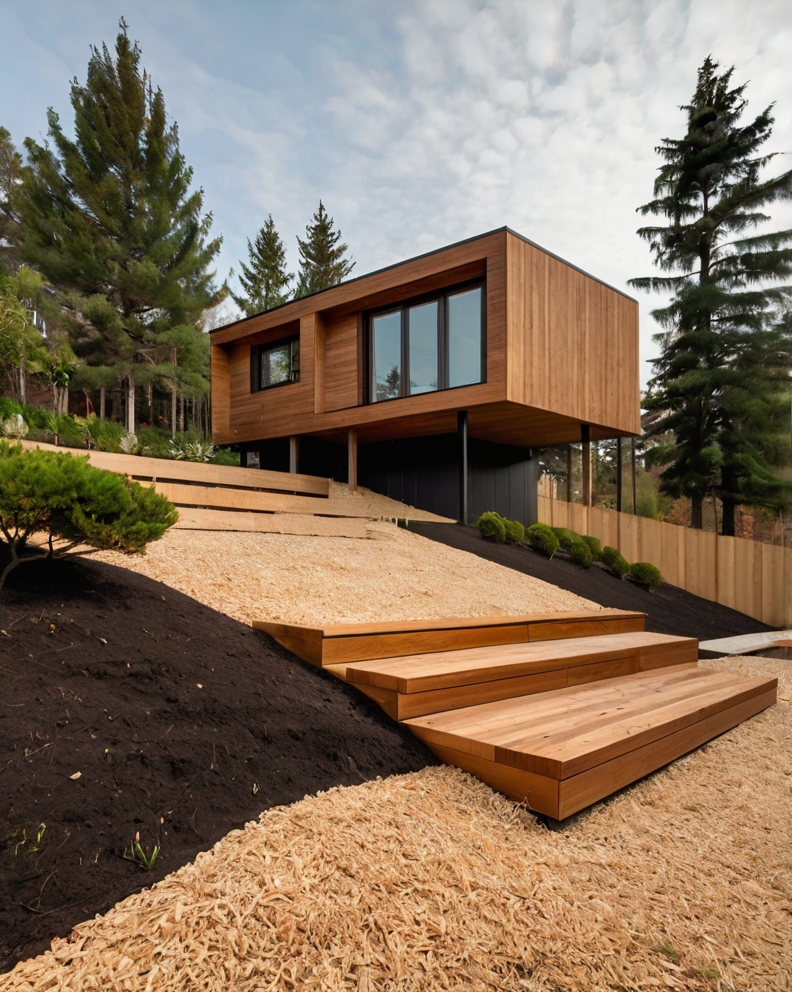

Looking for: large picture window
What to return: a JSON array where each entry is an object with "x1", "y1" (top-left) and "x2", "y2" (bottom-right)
[
  {"x1": 251, "y1": 335, "x2": 300, "y2": 392},
  {"x1": 368, "y1": 281, "x2": 485, "y2": 403}
]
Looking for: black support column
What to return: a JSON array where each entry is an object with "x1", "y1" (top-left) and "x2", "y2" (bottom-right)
[
  {"x1": 458, "y1": 410, "x2": 468, "y2": 524},
  {"x1": 616, "y1": 436, "x2": 623, "y2": 512}
]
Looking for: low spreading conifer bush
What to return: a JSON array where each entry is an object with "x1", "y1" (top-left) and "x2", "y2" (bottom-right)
[
  {"x1": 476, "y1": 511, "x2": 506, "y2": 543},
  {"x1": 601, "y1": 545, "x2": 630, "y2": 578},
  {"x1": 628, "y1": 561, "x2": 664, "y2": 592},
  {"x1": 503, "y1": 518, "x2": 525, "y2": 544},
  {"x1": 0, "y1": 442, "x2": 177, "y2": 591},
  {"x1": 525, "y1": 522, "x2": 559, "y2": 558},
  {"x1": 551, "y1": 527, "x2": 593, "y2": 568},
  {"x1": 581, "y1": 535, "x2": 602, "y2": 561}
]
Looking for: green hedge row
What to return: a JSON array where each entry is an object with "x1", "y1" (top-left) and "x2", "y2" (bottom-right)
[{"x1": 476, "y1": 514, "x2": 664, "y2": 592}]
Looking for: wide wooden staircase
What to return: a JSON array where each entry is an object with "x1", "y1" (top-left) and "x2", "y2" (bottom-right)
[{"x1": 256, "y1": 610, "x2": 777, "y2": 820}]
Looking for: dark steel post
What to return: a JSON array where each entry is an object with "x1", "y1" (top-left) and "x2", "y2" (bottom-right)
[
  {"x1": 458, "y1": 410, "x2": 468, "y2": 524},
  {"x1": 581, "y1": 424, "x2": 591, "y2": 507},
  {"x1": 566, "y1": 444, "x2": 573, "y2": 502},
  {"x1": 616, "y1": 437, "x2": 622, "y2": 512},
  {"x1": 631, "y1": 437, "x2": 637, "y2": 514}
]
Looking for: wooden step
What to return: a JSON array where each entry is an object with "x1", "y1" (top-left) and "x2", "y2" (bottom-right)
[
  {"x1": 254, "y1": 610, "x2": 647, "y2": 668},
  {"x1": 329, "y1": 632, "x2": 697, "y2": 719},
  {"x1": 405, "y1": 666, "x2": 777, "y2": 819},
  {"x1": 173, "y1": 507, "x2": 372, "y2": 537}
]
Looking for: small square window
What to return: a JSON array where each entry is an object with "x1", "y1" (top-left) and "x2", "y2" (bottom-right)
[{"x1": 251, "y1": 336, "x2": 300, "y2": 391}]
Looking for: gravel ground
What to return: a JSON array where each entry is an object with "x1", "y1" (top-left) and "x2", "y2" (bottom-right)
[
  {"x1": 94, "y1": 526, "x2": 600, "y2": 627},
  {"x1": 6, "y1": 655, "x2": 791, "y2": 990}
]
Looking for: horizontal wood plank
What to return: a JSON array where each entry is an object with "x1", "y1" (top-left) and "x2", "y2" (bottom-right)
[
  {"x1": 20, "y1": 439, "x2": 329, "y2": 495},
  {"x1": 557, "y1": 687, "x2": 777, "y2": 818}
]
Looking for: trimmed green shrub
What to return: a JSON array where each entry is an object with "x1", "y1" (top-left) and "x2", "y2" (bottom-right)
[
  {"x1": 0, "y1": 442, "x2": 177, "y2": 591},
  {"x1": 582, "y1": 535, "x2": 602, "y2": 561},
  {"x1": 601, "y1": 545, "x2": 630, "y2": 578},
  {"x1": 476, "y1": 511, "x2": 506, "y2": 543},
  {"x1": 503, "y1": 518, "x2": 525, "y2": 544},
  {"x1": 628, "y1": 561, "x2": 663, "y2": 592},
  {"x1": 551, "y1": 527, "x2": 593, "y2": 568},
  {"x1": 526, "y1": 522, "x2": 559, "y2": 558}
]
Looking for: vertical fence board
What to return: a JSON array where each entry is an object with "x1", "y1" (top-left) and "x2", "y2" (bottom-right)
[
  {"x1": 717, "y1": 536, "x2": 737, "y2": 613},
  {"x1": 537, "y1": 496, "x2": 789, "y2": 626}
]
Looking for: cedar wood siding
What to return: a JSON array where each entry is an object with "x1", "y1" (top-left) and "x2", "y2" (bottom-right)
[
  {"x1": 505, "y1": 231, "x2": 640, "y2": 436},
  {"x1": 210, "y1": 228, "x2": 639, "y2": 447}
]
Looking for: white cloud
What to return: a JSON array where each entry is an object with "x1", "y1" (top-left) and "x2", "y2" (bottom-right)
[{"x1": 3, "y1": 0, "x2": 791, "y2": 389}]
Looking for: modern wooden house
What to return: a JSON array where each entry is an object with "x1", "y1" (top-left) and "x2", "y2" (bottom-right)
[{"x1": 210, "y1": 227, "x2": 640, "y2": 524}]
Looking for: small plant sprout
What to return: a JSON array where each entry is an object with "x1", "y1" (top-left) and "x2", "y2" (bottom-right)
[{"x1": 123, "y1": 831, "x2": 160, "y2": 870}]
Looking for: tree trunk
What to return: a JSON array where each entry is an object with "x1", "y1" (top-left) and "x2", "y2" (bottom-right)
[
  {"x1": 171, "y1": 386, "x2": 177, "y2": 436},
  {"x1": 179, "y1": 390, "x2": 185, "y2": 433},
  {"x1": 126, "y1": 375, "x2": 135, "y2": 434},
  {"x1": 690, "y1": 495, "x2": 703, "y2": 529},
  {"x1": 99, "y1": 385, "x2": 106, "y2": 419},
  {"x1": 19, "y1": 355, "x2": 26, "y2": 404}
]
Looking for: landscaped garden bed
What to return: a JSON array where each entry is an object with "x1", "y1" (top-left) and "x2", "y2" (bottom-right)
[{"x1": 0, "y1": 557, "x2": 435, "y2": 972}]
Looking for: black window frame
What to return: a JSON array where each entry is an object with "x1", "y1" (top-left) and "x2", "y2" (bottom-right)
[
  {"x1": 365, "y1": 278, "x2": 486, "y2": 404},
  {"x1": 250, "y1": 334, "x2": 301, "y2": 393}
]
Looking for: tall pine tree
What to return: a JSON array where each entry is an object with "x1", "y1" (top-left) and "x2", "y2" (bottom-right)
[
  {"x1": 294, "y1": 201, "x2": 354, "y2": 298},
  {"x1": 630, "y1": 57, "x2": 792, "y2": 533},
  {"x1": 231, "y1": 214, "x2": 293, "y2": 315},
  {"x1": 18, "y1": 20, "x2": 221, "y2": 432}
]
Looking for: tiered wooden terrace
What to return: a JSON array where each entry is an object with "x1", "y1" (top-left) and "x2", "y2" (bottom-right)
[{"x1": 255, "y1": 610, "x2": 777, "y2": 820}]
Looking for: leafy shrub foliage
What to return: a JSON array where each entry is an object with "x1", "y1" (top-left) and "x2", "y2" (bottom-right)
[
  {"x1": 581, "y1": 535, "x2": 602, "y2": 561},
  {"x1": 526, "y1": 523, "x2": 559, "y2": 558},
  {"x1": 476, "y1": 511, "x2": 506, "y2": 543},
  {"x1": 551, "y1": 527, "x2": 594, "y2": 568},
  {"x1": 601, "y1": 545, "x2": 630, "y2": 578},
  {"x1": 503, "y1": 518, "x2": 525, "y2": 544},
  {"x1": 0, "y1": 442, "x2": 177, "y2": 591},
  {"x1": 628, "y1": 561, "x2": 664, "y2": 592}
]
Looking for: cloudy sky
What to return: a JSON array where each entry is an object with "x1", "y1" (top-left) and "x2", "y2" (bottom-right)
[{"x1": 2, "y1": 0, "x2": 791, "y2": 386}]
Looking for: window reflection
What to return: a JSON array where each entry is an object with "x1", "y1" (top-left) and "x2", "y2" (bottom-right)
[
  {"x1": 448, "y1": 288, "x2": 482, "y2": 388},
  {"x1": 408, "y1": 301, "x2": 438, "y2": 395},
  {"x1": 373, "y1": 310, "x2": 401, "y2": 401}
]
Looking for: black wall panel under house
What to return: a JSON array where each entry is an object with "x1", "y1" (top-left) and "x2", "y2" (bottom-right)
[{"x1": 241, "y1": 432, "x2": 539, "y2": 526}]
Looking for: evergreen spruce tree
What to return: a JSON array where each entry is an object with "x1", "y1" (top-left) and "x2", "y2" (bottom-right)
[
  {"x1": 0, "y1": 127, "x2": 23, "y2": 272},
  {"x1": 18, "y1": 20, "x2": 221, "y2": 432},
  {"x1": 294, "y1": 201, "x2": 354, "y2": 299},
  {"x1": 630, "y1": 57, "x2": 792, "y2": 533},
  {"x1": 231, "y1": 214, "x2": 293, "y2": 315}
]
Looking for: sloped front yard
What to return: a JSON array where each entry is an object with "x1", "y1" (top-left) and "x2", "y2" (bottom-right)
[{"x1": 2, "y1": 528, "x2": 791, "y2": 989}]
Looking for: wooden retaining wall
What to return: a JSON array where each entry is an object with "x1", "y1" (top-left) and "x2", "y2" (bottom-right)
[{"x1": 537, "y1": 497, "x2": 792, "y2": 628}]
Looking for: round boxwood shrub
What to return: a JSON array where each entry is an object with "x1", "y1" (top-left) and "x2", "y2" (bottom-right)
[
  {"x1": 582, "y1": 535, "x2": 602, "y2": 561},
  {"x1": 628, "y1": 561, "x2": 663, "y2": 592},
  {"x1": 551, "y1": 527, "x2": 593, "y2": 568},
  {"x1": 476, "y1": 511, "x2": 506, "y2": 543},
  {"x1": 601, "y1": 545, "x2": 630, "y2": 578},
  {"x1": 526, "y1": 523, "x2": 559, "y2": 558},
  {"x1": 503, "y1": 518, "x2": 525, "y2": 544}
]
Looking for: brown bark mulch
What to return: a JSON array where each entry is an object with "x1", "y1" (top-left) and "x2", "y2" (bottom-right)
[{"x1": 0, "y1": 557, "x2": 436, "y2": 973}]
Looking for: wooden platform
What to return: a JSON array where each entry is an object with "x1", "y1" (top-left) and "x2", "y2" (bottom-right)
[
  {"x1": 253, "y1": 611, "x2": 777, "y2": 819},
  {"x1": 405, "y1": 665, "x2": 776, "y2": 819},
  {"x1": 328, "y1": 631, "x2": 698, "y2": 719},
  {"x1": 254, "y1": 609, "x2": 648, "y2": 667}
]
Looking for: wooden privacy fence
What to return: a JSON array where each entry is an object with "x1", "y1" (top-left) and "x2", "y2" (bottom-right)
[{"x1": 538, "y1": 496, "x2": 792, "y2": 628}]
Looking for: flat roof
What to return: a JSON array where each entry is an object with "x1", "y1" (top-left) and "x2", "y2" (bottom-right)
[{"x1": 210, "y1": 225, "x2": 637, "y2": 334}]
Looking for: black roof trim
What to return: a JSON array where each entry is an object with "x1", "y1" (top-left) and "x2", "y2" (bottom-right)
[{"x1": 210, "y1": 226, "x2": 636, "y2": 334}]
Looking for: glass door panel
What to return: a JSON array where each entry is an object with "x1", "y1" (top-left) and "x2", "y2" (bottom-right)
[
  {"x1": 448, "y1": 287, "x2": 483, "y2": 387},
  {"x1": 408, "y1": 301, "x2": 438, "y2": 395},
  {"x1": 372, "y1": 310, "x2": 401, "y2": 401}
]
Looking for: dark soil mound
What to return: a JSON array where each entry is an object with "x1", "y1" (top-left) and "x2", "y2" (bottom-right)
[
  {"x1": 0, "y1": 558, "x2": 437, "y2": 972},
  {"x1": 410, "y1": 522, "x2": 774, "y2": 642}
]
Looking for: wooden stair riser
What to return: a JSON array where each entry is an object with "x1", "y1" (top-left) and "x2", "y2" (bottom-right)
[
  {"x1": 254, "y1": 611, "x2": 648, "y2": 668},
  {"x1": 343, "y1": 646, "x2": 695, "y2": 720},
  {"x1": 427, "y1": 687, "x2": 776, "y2": 820}
]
